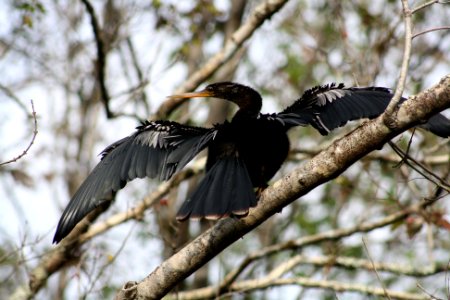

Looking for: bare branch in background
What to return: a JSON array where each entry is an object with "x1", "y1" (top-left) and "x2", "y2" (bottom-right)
[
  {"x1": 362, "y1": 237, "x2": 392, "y2": 300},
  {"x1": 388, "y1": 141, "x2": 450, "y2": 192},
  {"x1": 213, "y1": 192, "x2": 444, "y2": 294},
  {"x1": 411, "y1": 0, "x2": 441, "y2": 14},
  {"x1": 0, "y1": 100, "x2": 38, "y2": 166},
  {"x1": 7, "y1": 161, "x2": 204, "y2": 300},
  {"x1": 0, "y1": 83, "x2": 28, "y2": 112},
  {"x1": 80, "y1": 0, "x2": 113, "y2": 118},
  {"x1": 154, "y1": 0, "x2": 290, "y2": 119},
  {"x1": 413, "y1": 26, "x2": 450, "y2": 39}
]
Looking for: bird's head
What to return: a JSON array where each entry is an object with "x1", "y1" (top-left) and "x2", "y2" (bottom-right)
[{"x1": 168, "y1": 82, "x2": 262, "y2": 115}]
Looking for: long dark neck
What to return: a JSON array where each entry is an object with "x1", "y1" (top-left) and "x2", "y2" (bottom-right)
[{"x1": 231, "y1": 88, "x2": 262, "y2": 118}]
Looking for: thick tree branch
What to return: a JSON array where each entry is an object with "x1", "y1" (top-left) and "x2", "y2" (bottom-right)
[
  {"x1": 154, "y1": 0, "x2": 290, "y2": 119},
  {"x1": 115, "y1": 76, "x2": 450, "y2": 299}
]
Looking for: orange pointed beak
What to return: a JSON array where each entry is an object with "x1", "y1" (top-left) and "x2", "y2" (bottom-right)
[{"x1": 167, "y1": 89, "x2": 214, "y2": 100}]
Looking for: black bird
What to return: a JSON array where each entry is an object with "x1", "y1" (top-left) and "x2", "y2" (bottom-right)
[{"x1": 53, "y1": 82, "x2": 450, "y2": 243}]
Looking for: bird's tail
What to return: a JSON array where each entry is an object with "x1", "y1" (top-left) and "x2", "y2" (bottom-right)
[
  {"x1": 418, "y1": 113, "x2": 450, "y2": 138},
  {"x1": 176, "y1": 156, "x2": 257, "y2": 221}
]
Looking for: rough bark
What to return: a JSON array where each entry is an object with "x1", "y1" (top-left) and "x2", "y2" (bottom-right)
[{"x1": 115, "y1": 75, "x2": 450, "y2": 300}]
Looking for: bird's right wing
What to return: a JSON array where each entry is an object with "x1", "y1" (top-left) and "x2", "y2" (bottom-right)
[
  {"x1": 53, "y1": 120, "x2": 217, "y2": 243},
  {"x1": 276, "y1": 83, "x2": 450, "y2": 137}
]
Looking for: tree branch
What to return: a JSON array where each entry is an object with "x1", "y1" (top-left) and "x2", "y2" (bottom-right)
[
  {"x1": 169, "y1": 252, "x2": 445, "y2": 300},
  {"x1": 412, "y1": 26, "x2": 450, "y2": 39},
  {"x1": 115, "y1": 75, "x2": 450, "y2": 299},
  {"x1": 8, "y1": 162, "x2": 203, "y2": 300},
  {"x1": 290, "y1": 147, "x2": 450, "y2": 166},
  {"x1": 154, "y1": 0, "x2": 290, "y2": 119},
  {"x1": 81, "y1": 0, "x2": 113, "y2": 118},
  {"x1": 384, "y1": 0, "x2": 413, "y2": 127},
  {"x1": 0, "y1": 100, "x2": 38, "y2": 166},
  {"x1": 170, "y1": 277, "x2": 429, "y2": 300},
  {"x1": 216, "y1": 193, "x2": 443, "y2": 292}
]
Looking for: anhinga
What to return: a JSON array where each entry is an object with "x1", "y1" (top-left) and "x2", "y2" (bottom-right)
[{"x1": 53, "y1": 82, "x2": 450, "y2": 243}]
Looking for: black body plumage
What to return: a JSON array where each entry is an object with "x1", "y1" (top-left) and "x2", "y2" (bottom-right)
[{"x1": 53, "y1": 82, "x2": 450, "y2": 243}]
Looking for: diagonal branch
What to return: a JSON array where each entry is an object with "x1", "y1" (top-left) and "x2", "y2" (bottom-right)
[
  {"x1": 8, "y1": 163, "x2": 202, "y2": 300},
  {"x1": 115, "y1": 76, "x2": 450, "y2": 299},
  {"x1": 154, "y1": 0, "x2": 290, "y2": 119}
]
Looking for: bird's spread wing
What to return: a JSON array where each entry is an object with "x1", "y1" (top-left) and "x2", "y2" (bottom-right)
[
  {"x1": 276, "y1": 83, "x2": 450, "y2": 137},
  {"x1": 276, "y1": 83, "x2": 395, "y2": 134},
  {"x1": 53, "y1": 120, "x2": 217, "y2": 243}
]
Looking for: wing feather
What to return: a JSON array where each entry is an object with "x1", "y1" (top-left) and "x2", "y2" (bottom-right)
[
  {"x1": 277, "y1": 83, "x2": 450, "y2": 137},
  {"x1": 176, "y1": 156, "x2": 256, "y2": 221},
  {"x1": 53, "y1": 120, "x2": 216, "y2": 243}
]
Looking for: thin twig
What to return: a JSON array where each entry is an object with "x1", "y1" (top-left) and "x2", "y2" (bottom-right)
[
  {"x1": 362, "y1": 237, "x2": 392, "y2": 300},
  {"x1": 416, "y1": 283, "x2": 441, "y2": 299},
  {"x1": 388, "y1": 141, "x2": 450, "y2": 191},
  {"x1": 392, "y1": 129, "x2": 415, "y2": 168},
  {"x1": 84, "y1": 223, "x2": 136, "y2": 297},
  {"x1": 413, "y1": 26, "x2": 450, "y2": 39},
  {"x1": 0, "y1": 100, "x2": 38, "y2": 166},
  {"x1": 384, "y1": 0, "x2": 413, "y2": 125},
  {"x1": 411, "y1": 0, "x2": 440, "y2": 14}
]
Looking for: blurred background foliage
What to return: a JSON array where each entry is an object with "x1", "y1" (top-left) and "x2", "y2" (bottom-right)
[{"x1": 0, "y1": 0, "x2": 449, "y2": 299}]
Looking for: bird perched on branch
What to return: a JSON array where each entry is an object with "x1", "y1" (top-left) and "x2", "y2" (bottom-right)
[{"x1": 53, "y1": 82, "x2": 450, "y2": 243}]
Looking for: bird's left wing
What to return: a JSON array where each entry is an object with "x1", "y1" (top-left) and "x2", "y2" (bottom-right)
[
  {"x1": 276, "y1": 83, "x2": 450, "y2": 137},
  {"x1": 276, "y1": 83, "x2": 395, "y2": 134},
  {"x1": 53, "y1": 120, "x2": 217, "y2": 243}
]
